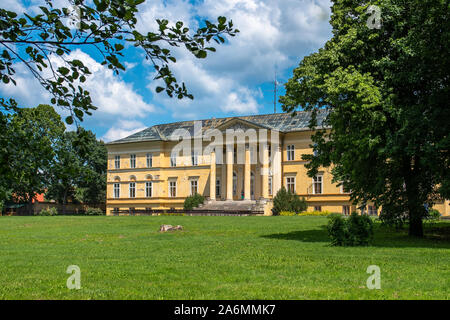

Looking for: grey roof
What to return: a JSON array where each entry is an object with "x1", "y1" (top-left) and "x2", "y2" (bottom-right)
[{"x1": 108, "y1": 110, "x2": 328, "y2": 145}]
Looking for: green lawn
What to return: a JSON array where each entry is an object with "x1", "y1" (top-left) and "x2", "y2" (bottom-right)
[{"x1": 0, "y1": 216, "x2": 448, "y2": 300}]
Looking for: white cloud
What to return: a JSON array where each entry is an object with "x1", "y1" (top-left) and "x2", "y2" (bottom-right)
[
  {"x1": 0, "y1": 49, "x2": 156, "y2": 139},
  {"x1": 137, "y1": 0, "x2": 332, "y2": 119},
  {"x1": 102, "y1": 120, "x2": 146, "y2": 142}
]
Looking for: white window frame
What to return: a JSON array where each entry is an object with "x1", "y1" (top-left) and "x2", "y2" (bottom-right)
[
  {"x1": 170, "y1": 153, "x2": 177, "y2": 167},
  {"x1": 169, "y1": 181, "x2": 177, "y2": 197},
  {"x1": 368, "y1": 205, "x2": 378, "y2": 216},
  {"x1": 268, "y1": 176, "x2": 273, "y2": 196},
  {"x1": 313, "y1": 175, "x2": 323, "y2": 194},
  {"x1": 286, "y1": 176, "x2": 296, "y2": 193},
  {"x1": 129, "y1": 182, "x2": 136, "y2": 198},
  {"x1": 287, "y1": 145, "x2": 295, "y2": 161},
  {"x1": 190, "y1": 179, "x2": 198, "y2": 196},
  {"x1": 130, "y1": 154, "x2": 136, "y2": 169},
  {"x1": 113, "y1": 183, "x2": 120, "y2": 198},
  {"x1": 146, "y1": 182, "x2": 152, "y2": 198},
  {"x1": 114, "y1": 155, "x2": 120, "y2": 169},
  {"x1": 191, "y1": 151, "x2": 198, "y2": 166},
  {"x1": 147, "y1": 153, "x2": 153, "y2": 168},
  {"x1": 342, "y1": 205, "x2": 350, "y2": 215}
]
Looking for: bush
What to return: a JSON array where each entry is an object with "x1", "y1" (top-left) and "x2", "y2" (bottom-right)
[
  {"x1": 279, "y1": 211, "x2": 296, "y2": 216},
  {"x1": 425, "y1": 209, "x2": 441, "y2": 225},
  {"x1": 38, "y1": 207, "x2": 58, "y2": 216},
  {"x1": 298, "y1": 210, "x2": 332, "y2": 216},
  {"x1": 85, "y1": 207, "x2": 104, "y2": 216},
  {"x1": 272, "y1": 187, "x2": 307, "y2": 215},
  {"x1": 183, "y1": 193, "x2": 205, "y2": 210},
  {"x1": 327, "y1": 213, "x2": 374, "y2": 246}
]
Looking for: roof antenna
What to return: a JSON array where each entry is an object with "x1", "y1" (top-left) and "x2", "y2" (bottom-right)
[
  {"x1": 274, "y1": 70, "x2": 277, "y2": 113},
  {"x1": 274, "y1": 69, "x2": 280, "y2": 113}
]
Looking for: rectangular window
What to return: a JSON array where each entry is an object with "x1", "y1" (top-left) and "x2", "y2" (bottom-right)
[
  {"x1": 314, "y1": 206, "x2": 322, "y2": 212},
  {"x1": 146, "y1": 182, "x2": 152, "y2": 198},
  {"x1": 368, "y1": 205, "x2": 378, "y2": 216},
  {"x1": 216, "y1": 179, "x2": 221, "y2": 197},
  {"x1": 130, "y1": 154, "x2": 136, "y2": 168},
  {"x1": 169, "y1": 181, "x2": 177, "y2": 197},
  {"x1": 191, "y1": 151, "x2": 198, "y2": 166},
  {"x1": 113, "y1": 207, "x2": 119, "y2": 214},
  {"x1": 268, "y1": 176, "x2": 273, "y2": 196},
  {"x1": 286, "y1": 177, "x2": 295, "y2": 193},
  {"x1": 129, "y1": 182, "x2": 136, "y2": 198},
  {"x1": 114, "y1": 155, "x2": 120, "y2": 169},
  {"x1": 170, "y1": 153, "x2": 177, "y2": 167},
  {"x1": 342, "y1": 205, "x2": 350, "y2": 216},
  {"x1": 147, "y1": 153, "x2": 152, "y2": 168},
  {"x1": 190, "y1": 180, "x2": 198, "y2": 195},
  {"x1": 113, "y1": 183, "x2": 120, "y2": 198},
  {"x1": 313, "y1": 175, "x2": 323, "y2": 194},
  {"x1": 287, "y1": 145, "x2": 295, "y2": 161}
]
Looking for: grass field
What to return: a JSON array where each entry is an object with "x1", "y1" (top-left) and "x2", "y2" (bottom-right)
[{"x1": 0, "y1": 216, "x2": 449, "y2": 300}]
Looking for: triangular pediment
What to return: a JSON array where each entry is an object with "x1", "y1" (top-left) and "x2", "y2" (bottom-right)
[{"x1": 215, "y1": 118, "x2": 271, "y2": 132}]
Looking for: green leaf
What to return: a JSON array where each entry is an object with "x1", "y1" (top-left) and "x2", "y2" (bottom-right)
[{"x1": 65, "y1": 116, "x2": 74, "y2": 125}]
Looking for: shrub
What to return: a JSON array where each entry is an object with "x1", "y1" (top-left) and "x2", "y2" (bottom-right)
[
  {"x1": 38, "y1": 207, "x2": 58, "y2": 216},
  {"x1": 327, "y1": 214, "x2": 347, "y2": 246},
  {"x1": 327, "y1": 213, "x2": 374, "y2": 246},
  {"x1": 183, "y1": 193, "x2": 205, "y2": 210},
  {"x1": 427, "y1": 209, "x2": 441, "y2": 220},
  {"x1": 85, "y1": 207, "x2": 104, "y2": 216},
  {"x1": 272, "y1": 187, "x2": 307, "y2": 215},
  {"x1": 279, "y1": 211, "x2": 296, "y2": 216},
  {"x1": 346, "y1": 213, "x2": 374, "y2": 246},
  {"x1": 298, "y1": 210, "x2": 332, "y2": 216}
]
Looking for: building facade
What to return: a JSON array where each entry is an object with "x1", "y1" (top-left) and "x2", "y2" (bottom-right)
[{"x1": 105, "y1": 112, "x2": 449, "y2": 216}]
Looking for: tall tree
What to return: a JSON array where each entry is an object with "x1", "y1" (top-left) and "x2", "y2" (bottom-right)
[
  {"x1": 46, "y1": 127, "x2": 107, "y2": 209},
  {"x1": 0, "y1": 0, "x2": 239, "y2": 122},
  {"x1": 281, "y1": 0, "x2": 449, "y2": 237},
  {"x1": 8, "y1": 104, "x2": 65, "y2": 211}
]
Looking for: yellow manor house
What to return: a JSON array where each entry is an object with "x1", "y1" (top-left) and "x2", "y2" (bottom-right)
[{"x1": 105, "y1": 111, "x2": 449, "y2": 216}]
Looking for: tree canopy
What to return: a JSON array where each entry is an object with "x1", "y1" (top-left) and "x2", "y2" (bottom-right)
[
  {"x1": 281, "y1": 0, "x2": 449, "y2": 237},
  {"x1": 0, "y1": 104, "x2": 106, "y2": 212},
  {"x1": 0, "y1": 0, "x2": 239, "y2": 123}
]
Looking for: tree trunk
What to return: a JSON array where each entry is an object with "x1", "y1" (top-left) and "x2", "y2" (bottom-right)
[
  {"x1": 404, "y1": 167, "x2": 424, "y2": 237},
  {"x1": 408, "y1": 206, "x2": 424, "y2": 237},
  {"x1": 404, "y1": 159, "x2": 425, "y2": 238},
  {"x1": 28, "y1": 197, "x2": 34, "y2": 216},
  {"x1": 62, "y1": 189, "x2": 67, "y2": 215}
]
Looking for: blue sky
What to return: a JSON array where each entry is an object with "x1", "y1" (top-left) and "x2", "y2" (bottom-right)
[{"x1": 0, "y1": 0, "x2": 332, "y2": 141}]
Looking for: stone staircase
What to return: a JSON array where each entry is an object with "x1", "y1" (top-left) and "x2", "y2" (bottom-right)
[{"x1": 194, "y1": 199, "x2": 269, "y2": 213}]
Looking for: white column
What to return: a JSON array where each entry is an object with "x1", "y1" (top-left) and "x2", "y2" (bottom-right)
[
  {"x1": 262, "y1": 144, "x2": 269, "y2": 199},
  {"x1": 244, "y1": 147, "x2": 251, "y2": 200},
  {"x1": 273, "y1": 145, "x2": 282, "y2": 195},
  {"x1": 210, "y1": 151, "x2": 216, "y2": 201},
  {"x1": 226, "y1": 147, "x2": 233, "y2": 200}
]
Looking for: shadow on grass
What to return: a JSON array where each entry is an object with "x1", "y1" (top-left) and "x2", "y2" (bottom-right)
[{"x1": 261, "y1": 224, "x2": 450, "y2": 249}]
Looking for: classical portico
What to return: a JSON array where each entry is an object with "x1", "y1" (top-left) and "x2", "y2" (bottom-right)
[{"x1": 207, "y1": 118, "x2": 282, "y2": 202}]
